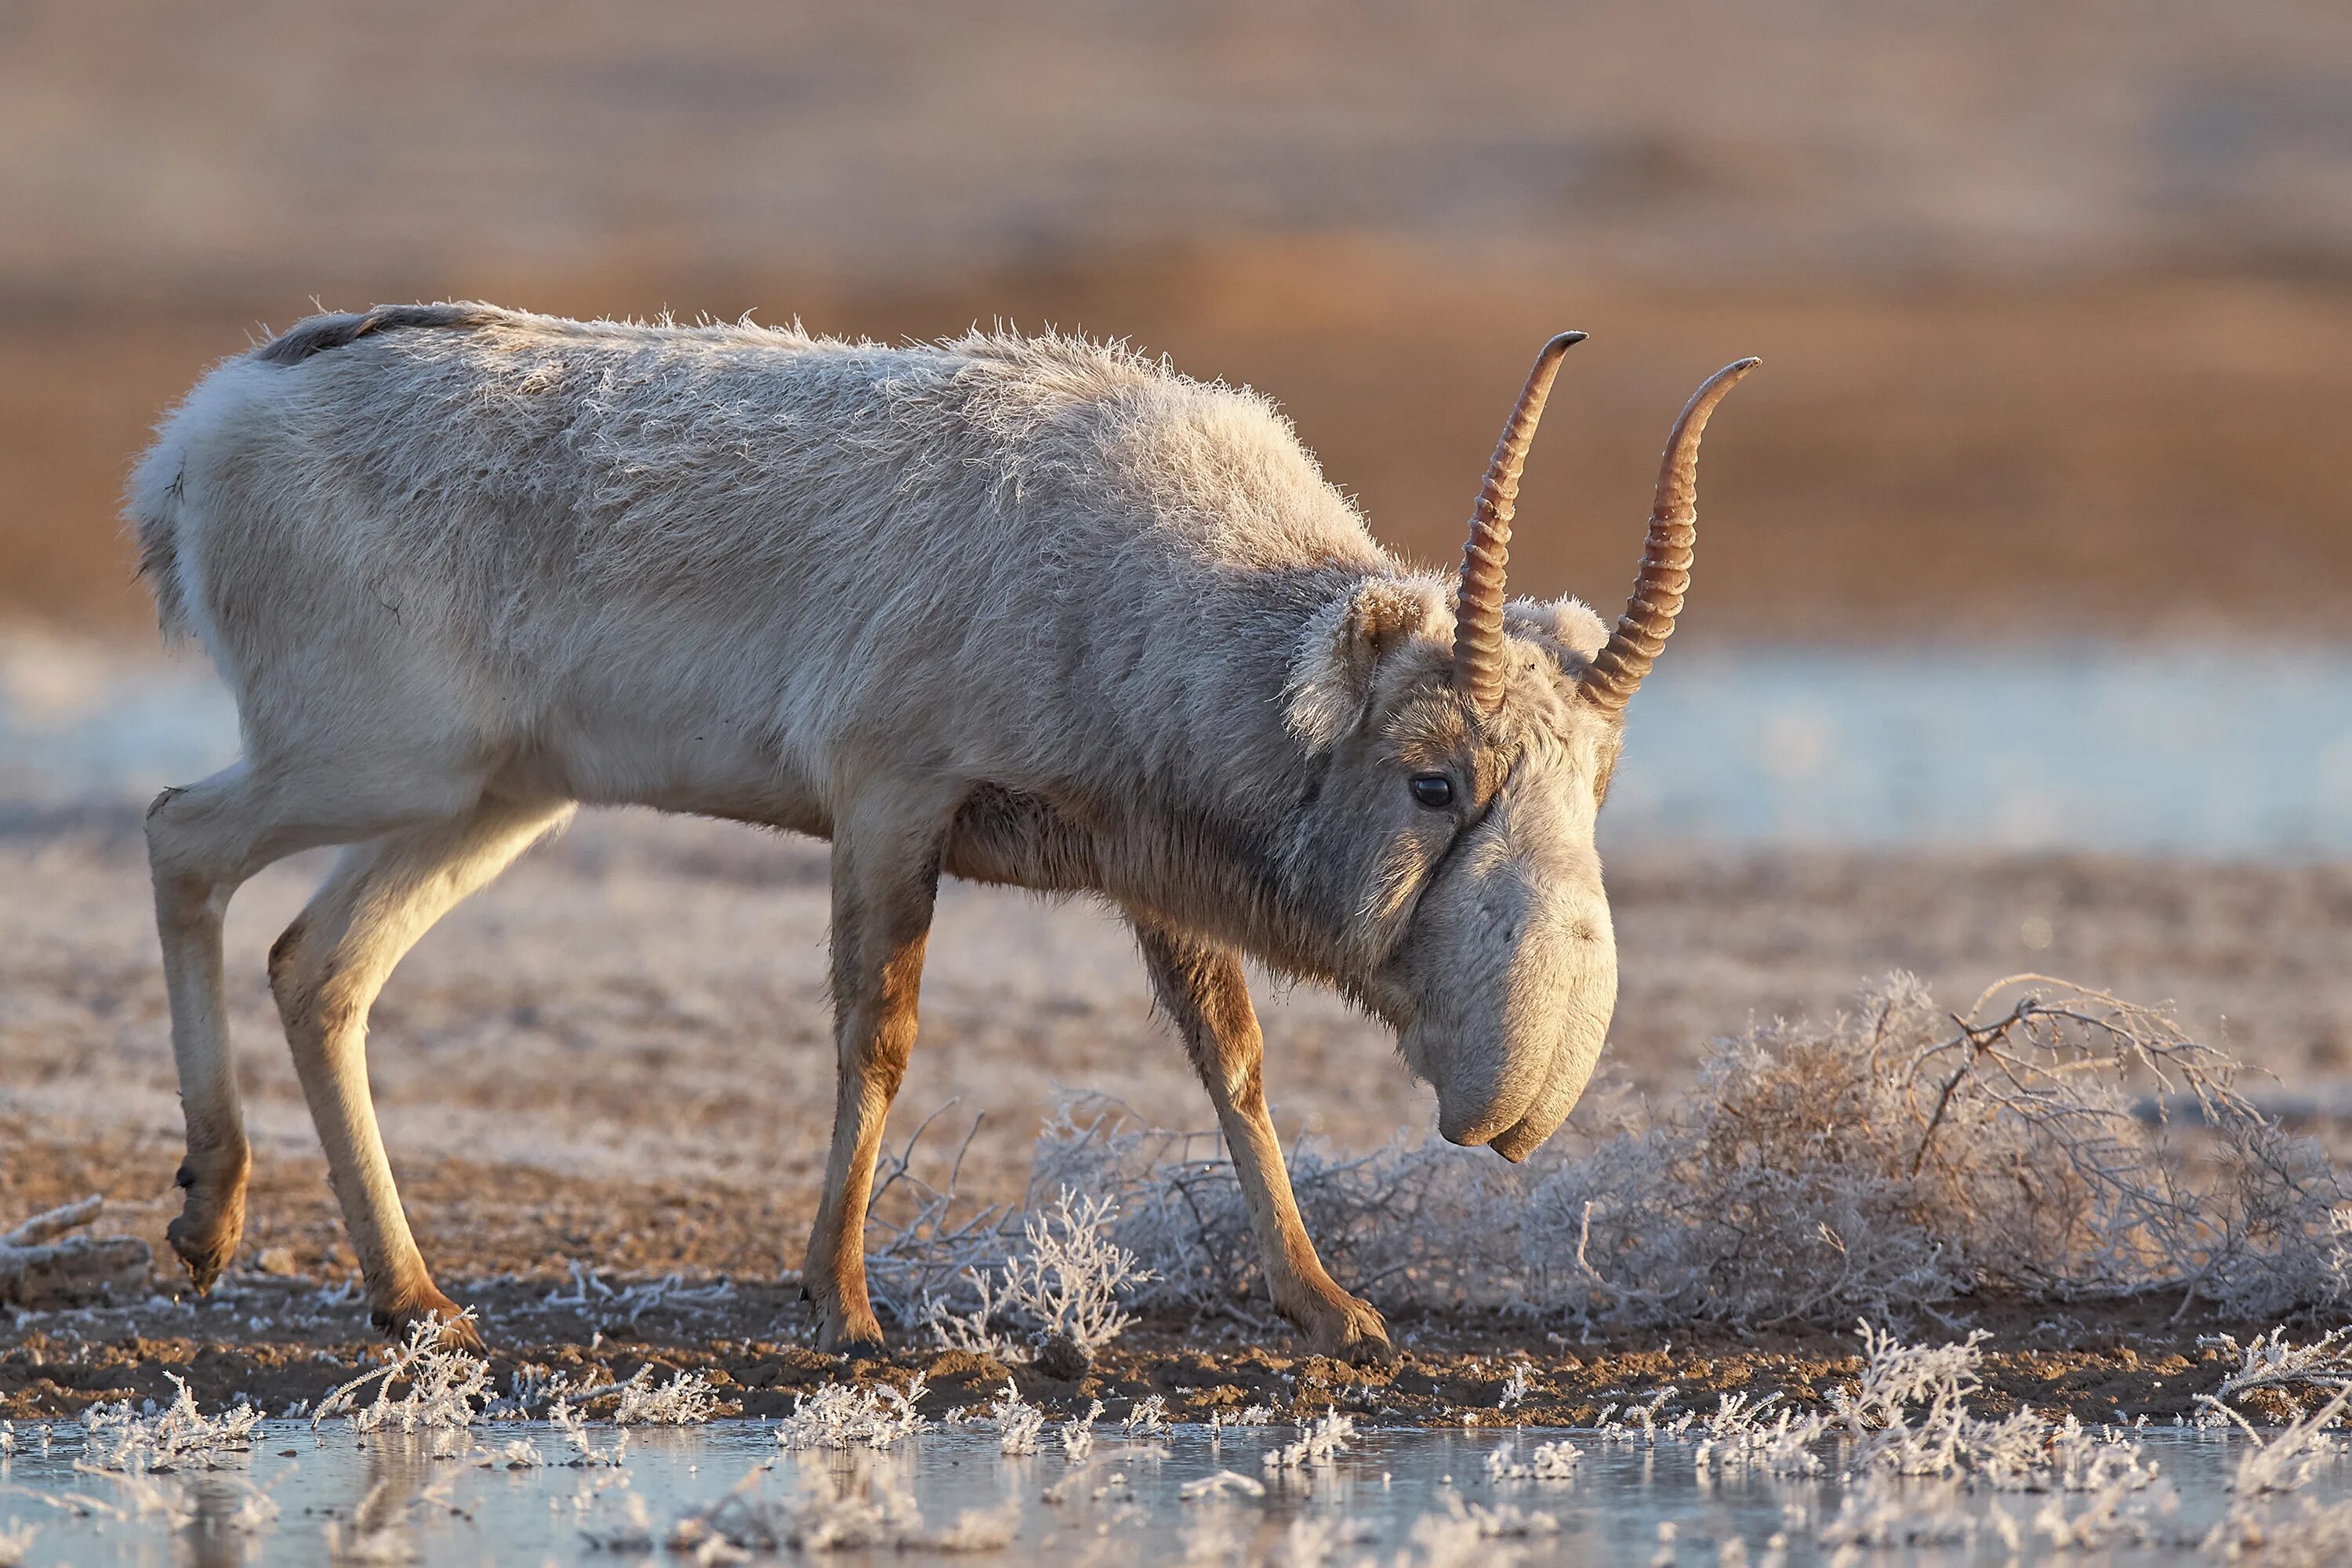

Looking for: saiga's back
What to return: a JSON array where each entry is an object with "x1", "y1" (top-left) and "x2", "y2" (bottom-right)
[{"x1": 132, "y1": 305, "x2": 1389, "y2": 824}]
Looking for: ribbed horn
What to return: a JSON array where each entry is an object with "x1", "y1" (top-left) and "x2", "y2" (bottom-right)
[
  {"x1": 1581, "y1": 357, "x2": 1759, "y2": 717},
  {"x1": 1452, "y1": 331, "x2": 1585, "y2": 710}
]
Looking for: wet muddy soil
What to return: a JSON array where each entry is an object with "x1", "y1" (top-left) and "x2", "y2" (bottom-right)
[{"x1": 1, "y1": 1262, "x2": 2320, "y2": 1432}]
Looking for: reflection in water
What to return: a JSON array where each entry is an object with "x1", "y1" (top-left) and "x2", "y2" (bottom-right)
[
  {"x1": 179, "y1": 1472, "x2": 271, "y2": 1568},
  {"x1": 0, "y1": 1420, "x2": 2336, "y2": 1566}
]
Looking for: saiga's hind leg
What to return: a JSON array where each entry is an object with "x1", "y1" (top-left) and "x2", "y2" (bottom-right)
[
  {"x1": 1134, "y1": 923, "x2": 1396, "y2": 1365},
  {"x1": 803, "y1": 798, "x2": 949, "y2": 1352},
  {"x1": 145, "y1": 761, "x2": 469, "y2": 1294},
  {"x1": 146, "y1": 771, "x2": 264, "y2": 1294},
  {"x1": 267, "y1": 796, "x2": 575, "y2": 1347}
]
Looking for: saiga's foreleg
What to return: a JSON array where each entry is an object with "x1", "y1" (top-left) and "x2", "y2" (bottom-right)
[
  {"x1": 803, "y1": 797, "x2": 948, "y2": 1352},
  {"x1": 1135, "y1": 923, "x2": 1396, "y2": 1364}
]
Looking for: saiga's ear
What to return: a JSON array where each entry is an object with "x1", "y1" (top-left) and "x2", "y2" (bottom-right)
[
  {"x1": 1286, "y1": 579, "x2": 1441, "y2": 751},
  {"x1": 1504, "y1": 596, "x2": 1609, "y2": 684}
]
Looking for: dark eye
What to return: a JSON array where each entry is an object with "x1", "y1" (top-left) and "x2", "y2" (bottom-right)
[{"x1": 1408, "y1": 774, "x2": 1455, "y2": 810}]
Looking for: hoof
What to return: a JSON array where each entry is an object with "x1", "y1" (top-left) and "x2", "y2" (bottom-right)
[
  {"x1": 812, "y1": 1299, "x2": 887, "y2": 1359},
  {"x1": 1295, "y1": 1293, "x2": 1397, "y2": 1367},
  {"x1": 372, "y1": 1287, "x2": 484, "y2": 1354},
  {"x1": 165, "y1": 1157, "x2": 248, "y2": 1294}
]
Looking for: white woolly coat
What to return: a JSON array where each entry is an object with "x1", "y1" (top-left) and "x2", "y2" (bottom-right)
[{"x1": 129, "y1": 306, "x2": 1483, "y2": 980}]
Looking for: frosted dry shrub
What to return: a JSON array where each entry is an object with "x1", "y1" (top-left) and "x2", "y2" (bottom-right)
[
  {"x1": 1436, "y1": 1491, "x2": 1559, "y2": 1539},
  {"x1": 1058, "y1": 1400, "x2": 1104, "y2": 1461},
  {"x1": 985, "y1": 1381, "x2": 1047, "y2": 1454},
  {"x1": 931, "y1": 1187, "x2": 1155, "y2": 1360},
  {"x1": 1692, "y1": 1394, "x2": 1814, "y2": 1478},
  {"x1": 924, "y1": 1276, "x2": 1028, "y2": 1363},
  {"x1": 608, "y1": 1365, "x2": 724, "y2": 1425},
  {"x1": 2201, "y1": 1388, "x2": 2352, "y2": 1560},
  {"x1": 2209, "y1": 1325, "x2": 2352, "y2": 1400},
  {"x1": 2212, "y1": 1496, "x2": 2352, "y2": 1566},
  {"x1": 1534, "y1": 974, "x2": 2349, "y2": 1327},
  {"x1": 1001, "y1": 1188, "x2": 1153, "y2": 1351},
  {"x1": 1815, "y1": 1473, "x2": 1981, "y2": 1552},
  {"x1": 2205, "y1": 1387, "x2": 2352, "y2": 1499},
  {"x1": 548, "y1": 1392, "x2": 630, "y2": 1467},
  {"x1": 1483, "y1": 1438, "x2": 1581, "y2": 1482},
  {"x1": 894, "y1": 975, "x2": 2343, "y2": 1331},
  {"x1": 314, "y1": 1313, "x2": 491, "y2": 1435},
  {"x1": 1825, "y1": 1324, "x2": 2158, "y2": 1494},
  {"x1": 508, "y1": 1363, "x2": 723, "y2": 1426},
  {"x1": 1800, "y1": 1325, "x2": 2181, "y2": 1554},
  {"x1": 1388, "y1": 1493, "x2": 1559, "y2": 1568},
  {"x1": 479, "y1": 1437, "x2": 546, "y2": 1468},
  {"x1": 82, "y1": 1372, "x2": 261, "y2": 1472},
  {"x1": 862, "y1": 1105, "x2": 1023, "y2": 1330}
]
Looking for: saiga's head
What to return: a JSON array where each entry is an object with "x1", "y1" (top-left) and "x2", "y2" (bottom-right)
[{"x1": 1286, "y1": 336, "x2": 1757, "y2": 1160}]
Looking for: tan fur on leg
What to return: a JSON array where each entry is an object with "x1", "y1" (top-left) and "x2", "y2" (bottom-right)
[
  {"x1": 803, "y1": 796, "x2": 949, "y2": 1353},
  {"x1": 1137, "y1": 924, "x2": 1396, "y2": 1365}
]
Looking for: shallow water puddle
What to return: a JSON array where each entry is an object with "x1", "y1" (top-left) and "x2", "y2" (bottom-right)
[{"x1": 0, "y1": 1421, "x2": 2336, "y2": 1566}]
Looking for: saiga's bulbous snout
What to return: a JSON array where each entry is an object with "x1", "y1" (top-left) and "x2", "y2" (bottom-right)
[
  {"x1": 1432, "y1": 1059, "x2": 1543, "y2": 1150},
  {"x1": 1488, "y1": 1029, "x2": 1604, "y2": 1162},
  {"x1": 1404, "y1": 863, "x2": 1617, "y2": 1163}
]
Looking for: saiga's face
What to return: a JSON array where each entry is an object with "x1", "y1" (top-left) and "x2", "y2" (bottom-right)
[
  {"x1": 1284, "y1": 344, "x2": 1755, "y2": 1160},
  {"x1": 1288, "y1": 588, "x2": 1621, "y2": 1160}
]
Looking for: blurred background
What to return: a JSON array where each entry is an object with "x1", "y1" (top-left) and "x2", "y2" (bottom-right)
[
  {"x1": 6, "y1": 0, "x2": 2352, "y2": 641},
  {"x1": 4, "y1": 2, "x2": 2350, "y2": 1267}
]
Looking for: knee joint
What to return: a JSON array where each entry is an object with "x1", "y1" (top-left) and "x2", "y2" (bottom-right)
[
  {"x1": 144, "y1": 786, "x2": 191, "y2": 865},
  {"x1": 267, "y1": 920, "x2": 358, "y2": 1039}
]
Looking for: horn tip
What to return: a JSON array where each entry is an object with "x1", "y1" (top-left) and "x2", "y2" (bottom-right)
[{"x1": 1548, "y1": 330, "x2": 1588, "y2": 350}]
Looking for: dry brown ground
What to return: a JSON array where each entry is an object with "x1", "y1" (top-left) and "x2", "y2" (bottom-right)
[{"x1": 5, "y1": 813, "x2": 2349, "y2": 1420}]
